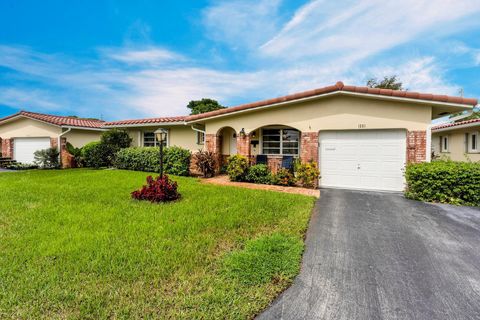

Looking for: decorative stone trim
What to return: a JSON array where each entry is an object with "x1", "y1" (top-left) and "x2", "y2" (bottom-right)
[{"x1": 406, "y1": 130, "x2": 427, "y2": 163}]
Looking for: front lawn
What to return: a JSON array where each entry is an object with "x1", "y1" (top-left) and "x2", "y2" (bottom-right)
[{"x1": 0, "y1": 169, "x2": 314, "y2": 319}]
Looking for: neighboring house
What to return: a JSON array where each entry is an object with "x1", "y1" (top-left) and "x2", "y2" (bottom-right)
[
  {"x1": 0, "y1": 111, "x2": 105, "y2": 166},
  {"x1": 0, "y1": 82, "x2": 476, "y2": 191},
  {"x1": 432, "y1": 118, "x2": 480, "y2": 162}
]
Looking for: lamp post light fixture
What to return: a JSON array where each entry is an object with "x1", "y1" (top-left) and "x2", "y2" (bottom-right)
[
  {"x1": 155, "y1": 128, "x2": 168, "y2": 177},
  {"x1": 239, "y1": 128, "x2": 246, "y2": 137}
]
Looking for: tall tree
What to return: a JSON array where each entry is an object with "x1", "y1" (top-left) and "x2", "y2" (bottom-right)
[
  {"x1": 366, "y1": 76, "x2": 403, "y2": 90},
  {"x1": 187, "y1": 98, "x2": 225, "y2": 115}
]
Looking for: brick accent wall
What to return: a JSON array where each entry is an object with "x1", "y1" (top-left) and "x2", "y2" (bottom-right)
[
  {"x1": 406, "y1": 130, "x2": 426, "y2": 163},
  {"x1": 60, "y1": 137, "x2": 75, "y2": 168},
  {"x1": 1, "y1": 138, "x2": 13, "y2": 158},
  {"x1": 300, "y1": 132, "x2": 319, "y2": 163},
  {"x1": 236, "y1": 134, "x2": 251, "y2": 158},
  {"x1": 204, "y1": 133, "x2": 223, "y2": 172}
]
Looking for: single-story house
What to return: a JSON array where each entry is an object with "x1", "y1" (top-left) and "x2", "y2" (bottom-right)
[
  {"x1": 1, "y1": 82, "x2": 477, "y2": 191},
  {"x1": 0, "y1": 111, "x2": 105, "y2": 166},
  {"x1": 432, "y1": 118, "x2": 480, "y2": 162}
]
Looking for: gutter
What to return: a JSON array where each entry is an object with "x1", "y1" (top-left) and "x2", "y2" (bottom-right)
[{"x1": 190, "y1": 125, "x2": 206, "y2": 145}]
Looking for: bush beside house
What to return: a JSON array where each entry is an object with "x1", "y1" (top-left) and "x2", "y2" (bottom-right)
[
  {"x1": 405, "y1": 161, "x2": 480, "y2": 206},
  {"x1": 226, "y1": 155, "x2": 320, "y2": 189},
  {"x1": 115, "y1": 146, "x2": 191, "y2": 176}
]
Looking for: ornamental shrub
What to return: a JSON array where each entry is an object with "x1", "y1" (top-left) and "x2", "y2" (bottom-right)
[
  {"x1": 66, "y1": 142, "x2": 83, "y2": 167},
  {"x1": 33, "y1": 148, "x2": 60, "y2": 169},
  {"x1": 227, "y1": 155, "x2": 249, "y2": 181},
  {"x1": 100, "y1": 129, "x2": 132, "y2": 165},
  {"x1": 82, "y1": 141, "x2": 109, "y2": 168},
  {"x1": 296, "y1": 161, "x2": 320, "y2": 188},
  {"x1": 193, "y1": 150, "x2": 217, "y2": 178},
  {"x1": 115, "y1": 146, "x2": 191, "y2": 176},
  {"x1": 405, "y1": 161, "x2": 480, "y2": 206},
  {"x1": 131, "y1": 175, "x2": 180, "y2": 203},
  {"x1": 245, "y1": 164, "x2": 273, "y2": 184},
  {"x1": 272, "y1": 168, "x2": 296, "y2": 186},
  {"x1": 163, "y1": 146, "x2": 191, "y2": 176}
]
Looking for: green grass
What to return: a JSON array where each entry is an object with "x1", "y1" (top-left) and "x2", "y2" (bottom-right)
[{"x1": 0, "y1": 169, "x2": 314, "y2": 319}]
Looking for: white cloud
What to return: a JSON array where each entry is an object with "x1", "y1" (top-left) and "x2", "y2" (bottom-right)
[
  {"x1": 100, "y1": 47, "x2": 184, "y2": 65},
  {"x1": 202, "y1": 0, "x2": 282, "y2": 49},
  {"x1": 1, "y1": 1, "x2": 479, "y2": 120},
  {"x1": 260, "y1": 0, "x2": 480, "y2": 67},
  {"x1": 361, "y1": 57, "x2": 460, "y2": 95}
]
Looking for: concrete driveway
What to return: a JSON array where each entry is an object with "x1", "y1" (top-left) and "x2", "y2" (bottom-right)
[{"x1": 258, "y1": 189, "x2": 480, "y2": 320}]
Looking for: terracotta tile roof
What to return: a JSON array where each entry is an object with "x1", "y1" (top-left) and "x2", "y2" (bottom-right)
[
  {"x1": 432, "y1": 118, "x2": 480, "y2": 130},
  {"x1": 103, "y1": 116, "x2": 186, "y2": 126},
  {"x1": 0, "y1": 110, "x2": 105, "y2": 128},
  {"x1": 187, "y1": 81, "x2": 478, "y2": 122}
]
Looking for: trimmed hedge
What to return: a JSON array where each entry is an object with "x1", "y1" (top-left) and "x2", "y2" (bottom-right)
[
  {"x1": 405, "y1": 161, "x2": 480, "y2": 206},
  {"x1": 115, "y1": 146, "x2": 191, "y2": 176}
]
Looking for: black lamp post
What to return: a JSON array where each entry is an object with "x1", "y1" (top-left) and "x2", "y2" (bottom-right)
[{"x1": 155, "y1": 128, "x2": 168, "y2": 177}]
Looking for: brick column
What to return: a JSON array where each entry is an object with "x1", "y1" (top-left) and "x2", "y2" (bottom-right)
[
  {"x1": 60, "y1": 137, "x2": 75, "y2": 168},
  {"x1": 1, "y1": 138, "x2": 13, "y2": 158},
  {"x1": 406, "y1": 130, "x2": 426, "y2": 163},
  {"x1": 205, "y1": 133, "x2": 222, "y2": 172},
  {"x1": 237, "y1": 134, "x2": 251, "y2": 160},
  {"x1": 300, "y1": 132, "x2": 319, "y2": 163}
]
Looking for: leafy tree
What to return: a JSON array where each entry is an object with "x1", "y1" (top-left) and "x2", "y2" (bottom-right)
[
  {"x1": 187, "y1": 98, "x2": 225, "y2": 115},
  {"x1": 366, "y1": 76, "x2": 403, "y2": 90}
]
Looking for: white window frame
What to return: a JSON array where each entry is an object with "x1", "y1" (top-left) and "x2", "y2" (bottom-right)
[
  {"x1": 469, "y1": 132, "x2": 478, "y2": 153},
  {"x1": 142, "y1": 130, "x2": 169, "y2": 147},
  {"x1": 440, "y1": 135, "x2": 449, "y2": 153},
  {"x1": 260, "y1": 127, "x2": 300, "y2": 156}
]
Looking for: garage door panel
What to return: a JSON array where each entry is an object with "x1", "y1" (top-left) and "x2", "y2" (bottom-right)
[
  {"x1": 319, "y1": 130, "x2": 406, "y2": 192},
  {"x1": 14, "y1": 138, "x2": 51, "y2": 164}
]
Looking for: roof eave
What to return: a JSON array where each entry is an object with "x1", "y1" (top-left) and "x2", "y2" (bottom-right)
[
  {"x1": 102, "y1": 121, "x2": 186, "y2": 128},
  {"x1": 62, "y1": 125, "x2": 107, "y2": 131},
  {"x1": 432, "y1": 121, "x2": 480, "y2": 132},
  {"x1": 186, "y1": 91, "x2": 475, "y2": 124},
  {"x1": 0, "y1": 113, "x2": 62, "y2": 128}
]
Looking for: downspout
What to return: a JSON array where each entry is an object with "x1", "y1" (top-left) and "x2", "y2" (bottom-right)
[
  {"x1": 58, "y1": 128, "x2": 72, "y2": 167},
  {"x1": 427, "y1": 110, "x2": 474, "y2": 162}
]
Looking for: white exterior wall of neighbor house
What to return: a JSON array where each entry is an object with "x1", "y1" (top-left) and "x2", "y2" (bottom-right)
[
  {"x1": 432, "y1": 127, "x2": 480, "y2": 162},
  {"x1": 123, "y1": 125, "x2": 203, "y2": 151}
]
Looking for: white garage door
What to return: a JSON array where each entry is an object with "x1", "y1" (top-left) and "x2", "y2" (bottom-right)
[
  {"x1": 14, "y1": 137, "x2": 51, "y2": 164},
  {"x1": 319, "y1": 130, "x2": 406, "y2": 192}
]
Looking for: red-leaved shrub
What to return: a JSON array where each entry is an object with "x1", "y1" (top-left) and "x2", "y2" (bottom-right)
[{"x1": 131, "y1": 175, "x2": 180, "y2": 203}]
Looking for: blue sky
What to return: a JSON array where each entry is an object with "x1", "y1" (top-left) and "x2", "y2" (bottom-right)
[{"x1": 0, "y1": 0, "x2": 479, "y2": 120}]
